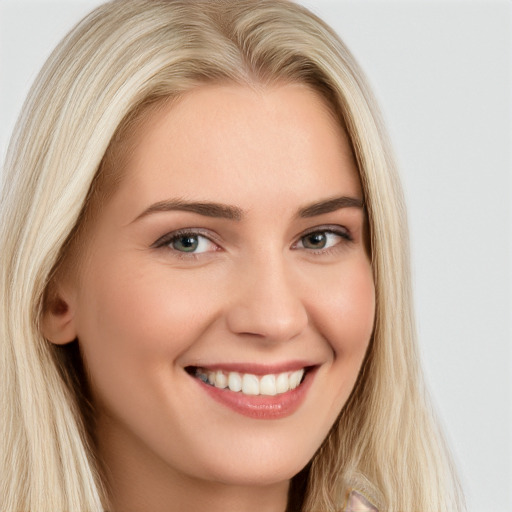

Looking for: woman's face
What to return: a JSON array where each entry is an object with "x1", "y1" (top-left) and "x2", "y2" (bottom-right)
[{"x1": 54, "y1": 84, "x2": 374, "y2": 490}]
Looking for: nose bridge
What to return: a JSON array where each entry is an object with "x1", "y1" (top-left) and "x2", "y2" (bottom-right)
[{"x1": 225, "y1": 248, "x2": 308, "y2": 342}]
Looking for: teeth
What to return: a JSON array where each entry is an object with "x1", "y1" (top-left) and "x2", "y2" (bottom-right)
[
  {"x1": 260, "y1": 374, "x2": 277, "y2": 396},
  {"x1": 196, "y1": 371, "x2": 209, "y2": 384},
  {"x1": 228, "y1": 372, "x2": 242, "y2": 392},
  {"x1": 276, "y1": 372, "x2": 290, "y2": 394},
  {"x1": 289, "y1": 369, "x2": 303, "y2": 390},
  {"x1": 214, "y1": 370, "x2": 227, "y2": 389},
  {"x1": 242, "y1": 374, "x2": 259, "y2": 395},
  {"x1": 196, "y1": 367, "x2": 305, "y2": 396}
]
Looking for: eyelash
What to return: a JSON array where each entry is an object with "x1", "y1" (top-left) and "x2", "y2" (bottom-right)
[
  {"x1": 152, "y1": 225, "x2": 353, "y2": 258},
  {"x1": 293, "y1": 226, "x2": 353, "y2": 253},
  {"x1": 151, "y1": 228, "x2": 219, "y2": 259}
]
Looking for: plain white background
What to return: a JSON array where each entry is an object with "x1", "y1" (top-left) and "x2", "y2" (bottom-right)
[{"x1": 0, "y1": 1, "x2": 510, "y2": 511}]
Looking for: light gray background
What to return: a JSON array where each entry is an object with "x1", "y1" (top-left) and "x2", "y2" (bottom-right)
[{"x1": 1, "y1": 1, "x2": 510, "y2": 511}]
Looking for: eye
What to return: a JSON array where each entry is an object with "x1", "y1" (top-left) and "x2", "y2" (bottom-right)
[
  {"x1": 171, "y1": 234, "x2": 209, "y2": 253},
  {"x1": 295, "y1": 228, "x2": 351, "y2": 251},
  {"x1": 152, "y1": 230, "x2": 219, "y2": 255}
]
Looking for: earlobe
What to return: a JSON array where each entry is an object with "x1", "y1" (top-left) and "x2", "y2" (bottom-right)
[{"x1": 41, "y1": 291, "x2": 78, "y2": 345}]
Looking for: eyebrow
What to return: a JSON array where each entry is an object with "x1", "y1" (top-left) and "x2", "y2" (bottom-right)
[
  {"x1": 132, "y1": 199, "x2": 243, "y2": 222},
  {"x1": 132, "y1": 195, "x2": 363, "y2": 223},
  {"x1": 297, "y1": 196, "x2": 364, "y2": 218}
]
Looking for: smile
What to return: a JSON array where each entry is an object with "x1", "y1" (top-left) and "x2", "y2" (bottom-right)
[{"x1": 189, "y1": 367, "x2": 306, "y2": 396}]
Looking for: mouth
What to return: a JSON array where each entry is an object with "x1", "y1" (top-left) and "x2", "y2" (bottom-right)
[{"x1": 185, "y1": 366, "x2": 310, "y2": 397}]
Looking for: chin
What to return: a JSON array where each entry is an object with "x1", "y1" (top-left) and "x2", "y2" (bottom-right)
[
  {"x1": 206, "y1": 458, "x2": 309, "y2": 488},
  {"x1": 185, "y1": 433, "x2": 316, "y2": 487}
]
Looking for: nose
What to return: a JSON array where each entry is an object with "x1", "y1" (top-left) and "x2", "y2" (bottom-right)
[{"x1": 225, "y1": 253, "x2": 309, "y2": 343}]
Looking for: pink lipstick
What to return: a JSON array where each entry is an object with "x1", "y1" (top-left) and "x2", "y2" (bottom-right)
[{"x1": 187, "y1": 364, "x2": 316, "y2": 419}]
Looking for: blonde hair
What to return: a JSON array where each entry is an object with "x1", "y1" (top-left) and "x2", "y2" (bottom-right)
[{"x1": 0, "y1": 1, "x2": 464, "y2": 510}]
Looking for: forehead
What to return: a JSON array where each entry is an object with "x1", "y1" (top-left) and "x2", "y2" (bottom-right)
[{"x1": 108, "y1": 83, "x2": 361, "y2": 218}]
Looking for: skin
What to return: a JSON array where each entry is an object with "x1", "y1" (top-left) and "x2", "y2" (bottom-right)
[{"x1": 44, "y1": 83, "x2": 375, "y2": 512}]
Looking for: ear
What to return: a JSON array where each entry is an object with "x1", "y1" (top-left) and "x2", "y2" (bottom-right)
[{"x1": 41, "y1": 284, "x2": 78, "y2": 345}]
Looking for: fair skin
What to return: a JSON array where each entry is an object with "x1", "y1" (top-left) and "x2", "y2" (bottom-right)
[{"x1": 44, "y1": 83, "x2": 375, "y2": 512}]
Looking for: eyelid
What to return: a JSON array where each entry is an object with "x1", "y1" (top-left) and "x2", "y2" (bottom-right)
[
  {"x1": 296, "y1": 224, "x2": 352, "y2": 241},
  {"x1": 299, "y1": 224, "x2": 350, "y2": 236}
]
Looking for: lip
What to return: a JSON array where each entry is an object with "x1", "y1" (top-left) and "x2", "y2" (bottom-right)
[{"x1": 188, "y1": 365, "x2": 318, "y2": 419}]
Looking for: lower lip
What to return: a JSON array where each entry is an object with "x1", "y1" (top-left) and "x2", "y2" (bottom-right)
[{"x1": 192, "y1": 369, "x2": 316, "y2": 420}]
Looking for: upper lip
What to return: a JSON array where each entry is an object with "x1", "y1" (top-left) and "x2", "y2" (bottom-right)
[{"x1": 185, "y1": 361, "x2": 318, "y2": 375}]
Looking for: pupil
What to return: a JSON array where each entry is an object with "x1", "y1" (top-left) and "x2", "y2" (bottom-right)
[
  {"x1": 174, "y1": 236, "x2": 198, "y2": 252},
  {"x1": 304, "y1": 232, "x2": 326, "y2": 249}
]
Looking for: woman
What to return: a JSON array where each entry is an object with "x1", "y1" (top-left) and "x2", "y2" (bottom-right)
[{"x1": 0, "y1": 1, "x2": 464, "y2": 511}]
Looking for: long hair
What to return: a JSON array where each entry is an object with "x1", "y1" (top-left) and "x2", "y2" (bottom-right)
[{"x1": 0, "y1": 1, "x2": 464, "y2": 510}]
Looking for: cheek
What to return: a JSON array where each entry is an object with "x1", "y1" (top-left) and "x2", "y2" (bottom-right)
[
  {"x1": 306, "y1": 258, "x2": 375, "y2": 400},
  {"x1": 79, "y1": 253, "x2": 215, "y2": 337},
  {"x1": 310, "y1": 258, "x2": 375, "y2": 351},
  {"x1": 73, "y1": 256, "x2": 219, "y2": 403}
]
